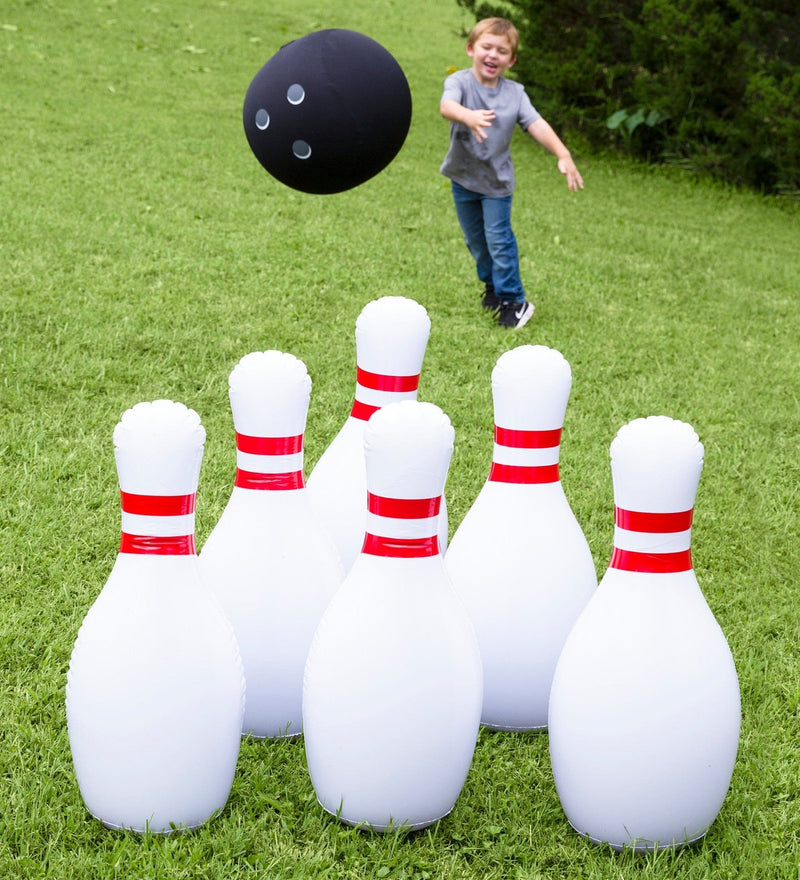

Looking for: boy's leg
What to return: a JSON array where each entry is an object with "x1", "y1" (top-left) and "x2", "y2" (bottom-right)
[
  {"x1": 451, "y1": 182, "x2": 494, "y2": 291},
  {"x1": 482, "y1": 196, "x2": 534, "y2": 328},
  {"x1": 481, "y1": 195, "x2": 525, "y2": 303}
]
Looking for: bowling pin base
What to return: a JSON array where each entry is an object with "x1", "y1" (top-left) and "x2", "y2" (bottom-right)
[
  {"x1": 481, "y1": 720, "x2": 546, "y2": 733},
  {"x1": 570, "y1": 820, "x2": 709, "y2": 852},
  {"x1": 242, "y1": 727, "x2": 302, "y2": 742},
  {"x1": 317, "y1": 799, "x2": 455, "y2": 833},
  {"x1": 93, "y1": 809, "x2": 222, "y2": 835}
]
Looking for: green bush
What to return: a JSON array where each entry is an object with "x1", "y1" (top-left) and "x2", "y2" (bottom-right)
[{"x1": 456, "y1": 0, "x2": 800, "y2": 194}]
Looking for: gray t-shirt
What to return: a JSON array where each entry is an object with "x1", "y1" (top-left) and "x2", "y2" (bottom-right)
[{"x1": 440, "y1": 69, "x2": 540, "y2": 197}]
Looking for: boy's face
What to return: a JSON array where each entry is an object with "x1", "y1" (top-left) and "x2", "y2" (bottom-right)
[{"x1": 467, "y1": 32, "x2": 515, "y2": 87}]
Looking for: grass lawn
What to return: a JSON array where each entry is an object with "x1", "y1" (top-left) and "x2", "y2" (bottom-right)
[{"x1": 1, "y1": 0, "x2": 799, "y2": 877}]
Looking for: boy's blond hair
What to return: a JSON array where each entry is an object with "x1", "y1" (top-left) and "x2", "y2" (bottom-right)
[{"x1": 466, "y1": 17, "x2": 520, "y2": 60}]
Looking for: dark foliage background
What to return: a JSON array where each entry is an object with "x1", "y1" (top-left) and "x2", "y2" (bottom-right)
[{"x1": 456, "y1": 0, "x2": 800, "y2": 195}]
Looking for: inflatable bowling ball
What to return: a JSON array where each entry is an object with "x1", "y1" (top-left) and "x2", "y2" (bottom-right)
[{"x1": 243, "y1": 29, "x2": 412, "y2": 195}]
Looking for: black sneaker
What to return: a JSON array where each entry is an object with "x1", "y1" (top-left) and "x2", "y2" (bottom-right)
[
  {"x1": 497, "y1": 299, "x2": 535, "y2": 328},
  {"x1": 481, "y1": 284, "x2": 501, "y2": 311}
]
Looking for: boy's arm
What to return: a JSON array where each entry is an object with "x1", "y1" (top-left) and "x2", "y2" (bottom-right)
[
  {"x1": 526, "y1": 118, "x2": 584, "y2": 192},
  {"x1": 440, "y1": 99, "x2": 496, "y2": 144}
]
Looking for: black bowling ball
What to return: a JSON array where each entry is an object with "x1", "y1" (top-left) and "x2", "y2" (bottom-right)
[{"x1": 243, "y1": 29, "x2": 412, "y2": 194}]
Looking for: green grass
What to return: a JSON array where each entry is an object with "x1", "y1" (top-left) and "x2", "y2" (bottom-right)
[{"x1": 2, "y1": 0, "x2": 799, "y2": 877}]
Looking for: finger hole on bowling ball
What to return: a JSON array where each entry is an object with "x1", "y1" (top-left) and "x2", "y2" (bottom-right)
[
  {"x1": 286, "y1": 84, "x2": 305, "y2": 105},
  {"x1": 292, "y1": 140, "x2": 312, "y2": 160}
]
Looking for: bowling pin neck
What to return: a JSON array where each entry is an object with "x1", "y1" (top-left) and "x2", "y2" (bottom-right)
[
  {"x1": 233, "y1": 431, "x2": 305, "y2": 491},
  {"x1": 609, "y1": 506, "x2": 694, "y2": 574},
  {"x1": 119, "y1": 490, "x2": 197, "y2": 555},
  {"x1": 488, "y1": 425, "x2": 562, "y2": 485},
  {"x1": 606, "y1": 417, "x2": 704, "y2": 575},
  {"x1": 111, "y1": 401, "x2": 205, "y2": 557},
  {"x1": 361, "y1": 492, "x2": 442, "y2": 558},
  {"x1": 349, "y1": 367, "x2": 420, "y2": 422}
]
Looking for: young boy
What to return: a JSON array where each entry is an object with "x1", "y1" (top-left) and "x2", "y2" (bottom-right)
[{"x1": 440, "y1": 17, "x2": 583, "y2": 329}]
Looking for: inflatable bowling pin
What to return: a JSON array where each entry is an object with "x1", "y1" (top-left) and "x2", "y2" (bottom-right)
[
  {"x1": 306, "y1": 297, "x2": 448, "y2": 572},
  {"x1": 446, "y1": 345, "x2": 597, "y2": 730},
  {"x1": 303, "y1": 401, "x2": 482, "y2": 831},
  {"x1": 199, "y1": 351, "x2": 345, "y2": 739},
  {"x1": 548, "y1": 416, "x2": 741, "y2": 850},
  {"x1": 66, "y1": 401, "x2": 245, "y2": 833}
]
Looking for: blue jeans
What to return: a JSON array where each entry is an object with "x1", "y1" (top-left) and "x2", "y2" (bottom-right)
[{"x1": 451, "y1": 181, "x2": 525, "y2": 303}]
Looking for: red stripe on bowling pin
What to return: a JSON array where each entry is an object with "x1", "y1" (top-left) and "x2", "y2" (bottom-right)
[
  {"x1": 614, "y1": 508, "x2": 693, "y2": 533},
  {"x1": 362, "y1": 493, "x2": 441, "y2": 558},
  {"x1": 234, "y1": 431, "x2": 305, "y2": 490},
  {"x1": 488, "y1": 463, "x2": 560, "y2": 484},
  {"x1": 356, "y1": 369, "x2": 420, "y2": 392},
  {"x1": 235, "y1": 432, "x2": 303, "y2": 456},
  {"x1": 350, "y1": 399, "x2": 381, "y2": 422},
  {"x1": 489, "y1": 426, "x2": 561, "y2": 484},
  {"x1": 350, "y1": 368, "x2": 420, "y2": 421},
  {"x1": 234, "y1": 470, "x2": 305, "y2": 490},
  {"x1": 120, "y1": 491, "x2": 196, "y2": 516},
  {"x1": 119, "y1": 491, "x2": 197, "y2": 555},
  {"x1": 119, "y1": 533, "x2": 196, "y2": 555},
  {"x1": 610, "y1": 506, "x2": 694, "y2": 573},
  {"x1": 367, "y1": 493, "x2": 441, "y2": 519},
  {"x1": 494, "y1": 427, "x2": 562, "y2": 449}
]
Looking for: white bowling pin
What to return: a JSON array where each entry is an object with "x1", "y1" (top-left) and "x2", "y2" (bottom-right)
[
  {"x1": 66, "y1": 400, "x2": 245, "y2": 833},
  {"x1": 306, "y1": 296, "x2": 448, "y2": 572},
  {"x1": 303, "y1": 401, "x2": 482, "y2": 831},
  {"x1": 446, "y1": 345, "x2": 597, "y2": 730},
  {"x1": 199, "y1": 351, "x2": 344, "y2": 739},
  {"x1": 548, "y1": 416, "x2": 741, "y2": 851}
]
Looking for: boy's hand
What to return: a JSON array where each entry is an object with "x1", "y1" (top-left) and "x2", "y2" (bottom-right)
[
  {"x1": 440, "y1": 100, "x2": 495, "y2": 142},
  {"x1": 526, "y1": 118, "x2": 584, "y2": 191},
  {"x1": 464, "y1": 108, "x2": 496, "y2": 142},
  {"x1": 558, "y1": 156, "x2": 584, "y2": 192}
]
